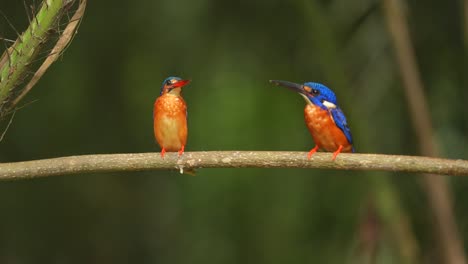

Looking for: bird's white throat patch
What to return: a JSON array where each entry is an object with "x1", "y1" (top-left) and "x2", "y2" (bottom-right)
[
  {"x1": 168, "y1": 88, "x2": 182, "y2": 96},
  {"x1": 300, "y1": 94, "x2": 313, "y2": 105}
]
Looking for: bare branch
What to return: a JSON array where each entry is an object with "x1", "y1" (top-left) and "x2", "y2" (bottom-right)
[{"x1": 0, "y1": 152, "x2": 466, "y2": 181}]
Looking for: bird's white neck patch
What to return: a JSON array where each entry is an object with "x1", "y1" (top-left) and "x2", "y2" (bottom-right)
[
  {"x1": 300, "y1": 94, "x2": 336, "y2": 109},
  {"x1": 323, "y1": 100, "x2": 336, "y2": 109}
]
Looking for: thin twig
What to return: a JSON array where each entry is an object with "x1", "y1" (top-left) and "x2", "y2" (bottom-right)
[
  {"x1": 0, "y1": 110, "x2": 15, "y2": 142},
  {"x1": 0, "y1": 10, "x2": 22, "y2": 40},
  {"x1": 0, "y1": 152, "x2": 466, "y2": 181}
]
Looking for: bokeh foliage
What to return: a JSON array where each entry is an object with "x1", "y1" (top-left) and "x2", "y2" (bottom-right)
[{"x1": 0, "y1": 0, "x2": 467, "y2": 263}]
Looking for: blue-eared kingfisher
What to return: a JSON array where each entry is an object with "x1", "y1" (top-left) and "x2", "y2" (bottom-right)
[
  {"x1": 270, "y1": 80, "x2": 355, "y2": 160},
  {"x1": 153, "y1": 77, "x2": 190, "y2": 158}
]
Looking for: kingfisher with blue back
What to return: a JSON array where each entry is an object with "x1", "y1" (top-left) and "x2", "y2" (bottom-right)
[
  {"x1": 153, "y1": 77, "x2": 190, "y2": 158},
  {"x1": 270, "y1": 80, "x2": 354, "y2": 160}
]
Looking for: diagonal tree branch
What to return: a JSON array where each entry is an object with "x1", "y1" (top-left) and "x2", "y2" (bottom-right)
[
  {"x1": 11, "y1": 0, "x2": 87, "y2": 108},
  {"x1": 0, "y1": 152, "x2": 467, "y2": 180},
  {"x1": 0, "y1": 0, "x2": 65, "y2": 116},
  {"x1": 0, "y1": 0, "x2": 86, "y2": 118}
]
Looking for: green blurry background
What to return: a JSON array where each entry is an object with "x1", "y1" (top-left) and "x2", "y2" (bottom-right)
[{"x1": 0, "y1": 0, "x2": 467, "y2": 263}]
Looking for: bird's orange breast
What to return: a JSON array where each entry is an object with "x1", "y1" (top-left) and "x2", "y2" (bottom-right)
[
  {"x1": 153, "y1": 94, "x2": 187, "y2": 151},
  {"x1": 304, "y1": 104, "x2": 353, "y2": 152}
]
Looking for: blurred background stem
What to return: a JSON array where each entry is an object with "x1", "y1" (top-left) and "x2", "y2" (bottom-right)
[
  {"x1": 298, "y1": 1, "x2": 421, "y2": 262},
  {"x1": 382, "y1": 0, "x2": 467, "y2": 263},
  {"x1": 464, "y1": 0, "x2": 468, "y2": 49}
]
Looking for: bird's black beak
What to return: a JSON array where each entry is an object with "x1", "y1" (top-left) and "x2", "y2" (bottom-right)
[{"x1": 269, "y1": 80, "x2": 306, "y2": 95}]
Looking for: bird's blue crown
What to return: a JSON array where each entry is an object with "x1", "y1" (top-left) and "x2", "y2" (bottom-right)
[
  {"x1": 160, "y1": 76, "x2": 182, "y2": 95},
  {"x1": 303, "y1": 82, "x2": 337, "y2": 105}
]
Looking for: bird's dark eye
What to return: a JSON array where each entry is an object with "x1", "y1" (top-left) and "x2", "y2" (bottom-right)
[
  {"x1": 166, "y1": 80, "x2": 172, "y2": 85},
  {"x1": 312, "y1": 89, "x2": 320, "y2": 95}
]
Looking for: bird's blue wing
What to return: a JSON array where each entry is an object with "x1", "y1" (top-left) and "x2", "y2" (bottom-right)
[{"x1": 330, "y1": 107, "x2": 354, "y2": 151}]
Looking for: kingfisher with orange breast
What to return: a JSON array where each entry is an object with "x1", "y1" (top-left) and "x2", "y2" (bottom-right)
[
  {"x1": 270, "y1": 80, "x2": 354, "y2": 160},
  {"x1": 153, "y1": 77, "x2": 190, "y2": 158}
]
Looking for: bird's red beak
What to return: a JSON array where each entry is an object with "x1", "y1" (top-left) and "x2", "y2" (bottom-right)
[{"x1": 172, "y1": 79, "x2": 191, "y2": 88}]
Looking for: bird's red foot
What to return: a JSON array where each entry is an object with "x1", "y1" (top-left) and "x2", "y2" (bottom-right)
[
  {"x1": 160, "y1": 148, "x2": 166, "y2": 158},
  {"x1": 307, "y1": 145, "x2": 319, "y2": 159},
  {"x1": 178, "y1": 145, "x2": 185, "y2": 157},
  {"x1": 332, "y1": 145, "x2": 344, "y2": 160}
]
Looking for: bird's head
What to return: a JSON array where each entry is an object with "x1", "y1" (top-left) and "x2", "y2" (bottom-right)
[
  {"x1": 160, "y1": 76, "x2": 190, "y2": 96},
  {"x1": 270, "y1": 80, "x2": 337, "y2": 110}
]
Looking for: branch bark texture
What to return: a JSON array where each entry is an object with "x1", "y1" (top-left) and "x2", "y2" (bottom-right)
[{"x1": 0, "y1": 152, "x2": 467, "y2": 180}]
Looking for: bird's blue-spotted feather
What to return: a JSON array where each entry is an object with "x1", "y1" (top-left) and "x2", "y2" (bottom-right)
[{"x1": 330, "y1": 107, "x2": 355, "y2": 152}]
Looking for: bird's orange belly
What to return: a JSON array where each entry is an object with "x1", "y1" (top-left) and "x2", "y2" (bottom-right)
[
  {"x1": 154, "y1": 116, "x2": 186, "y2": 151},
  {"x1": 304, "y1": 104, "x2": 352, "y2": 152},
  {"x1": 153, "y1": 95, "x2": 187, "y2": 152}
]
